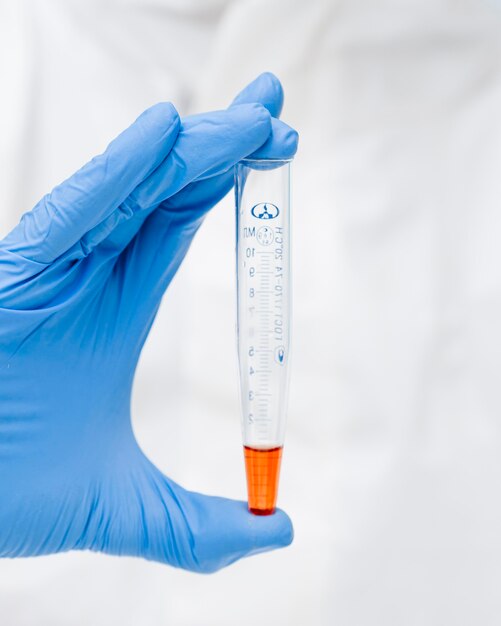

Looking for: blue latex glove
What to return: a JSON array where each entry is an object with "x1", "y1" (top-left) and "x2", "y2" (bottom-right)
[{"x1": 0, "y1": 73, "x2": 298, "y2": 573}]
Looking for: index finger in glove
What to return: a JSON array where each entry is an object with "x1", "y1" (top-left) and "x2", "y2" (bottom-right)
[
  {"x1": 126, "y1": 102, "x2": 272, "y2": 213},
  {"x1": 0, "y1": 103, "x2": 181, "y2": 265}
]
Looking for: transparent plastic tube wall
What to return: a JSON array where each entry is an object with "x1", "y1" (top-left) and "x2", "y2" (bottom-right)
[{"x1": 235, "y1": 158, "x2": 292, "y2": 515}]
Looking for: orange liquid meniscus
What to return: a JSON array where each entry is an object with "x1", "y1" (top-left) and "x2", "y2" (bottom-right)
[{"x1": 244, "y1": 446, "x2": 283, "y2": 515}]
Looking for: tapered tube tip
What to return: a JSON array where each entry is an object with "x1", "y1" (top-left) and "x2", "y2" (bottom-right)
[{"x1": 244, "y1": 446, "x2": 283, "y2": 515}]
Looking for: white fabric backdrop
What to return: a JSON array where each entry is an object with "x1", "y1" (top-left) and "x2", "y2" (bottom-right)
[{"x1": 1, "y1": 0, "x2": 501, "y2": 624}]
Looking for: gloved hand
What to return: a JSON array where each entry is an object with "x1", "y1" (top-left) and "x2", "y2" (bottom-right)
[{"x1": 0, "y1": 73, "x2": 298, "y2": 573}]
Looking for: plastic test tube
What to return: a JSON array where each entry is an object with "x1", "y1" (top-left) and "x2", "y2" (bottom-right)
[{"x1": 235, "y1": 158, "x2": 292, "y2": 515}]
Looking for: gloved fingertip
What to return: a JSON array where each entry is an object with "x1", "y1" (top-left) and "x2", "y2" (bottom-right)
[
  {"x1": 232, "y1": 101, "x2": 272, "y2": 123},
  {"x1": 231, "y1": 72, "x2": 284, "y2": 118},
  {"x1": 172, "y1": 490, "x2": 294, "y2": 572},
  {"x1": 251, "y1": 507, "x2": 294, "y2": 550},
  {"x1": 248, "y1": 118, "x2": 299, "y2": 160},
  {"x1": 275, "y1": 508, "x2": 295, "y2": 547},
  {"x1": 283, "y1": 126, "x2": 299, "y2": 157},
  {"x1": 135, "y1": 101, "x2": 180, "y2": 138},
  {"x1": 256, "y1": 71, "x2": 284, "y2": 115},
  {"x1": 230, "y1": 102, "x2": 272, "y2": 142}
]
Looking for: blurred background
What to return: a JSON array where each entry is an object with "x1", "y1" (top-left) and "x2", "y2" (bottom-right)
[{"x1": 2, "y1": 0, "x2": 501, "y2": 624}]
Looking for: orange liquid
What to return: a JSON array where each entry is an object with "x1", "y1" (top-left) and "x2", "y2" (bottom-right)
[{"x1": 244, "y1": 446, "x2": 283, "y2": 515}]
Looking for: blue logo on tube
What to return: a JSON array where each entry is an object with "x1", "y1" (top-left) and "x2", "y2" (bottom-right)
[{"x1": 251, "y1": 203, "x2": 279, "y2": 220}]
